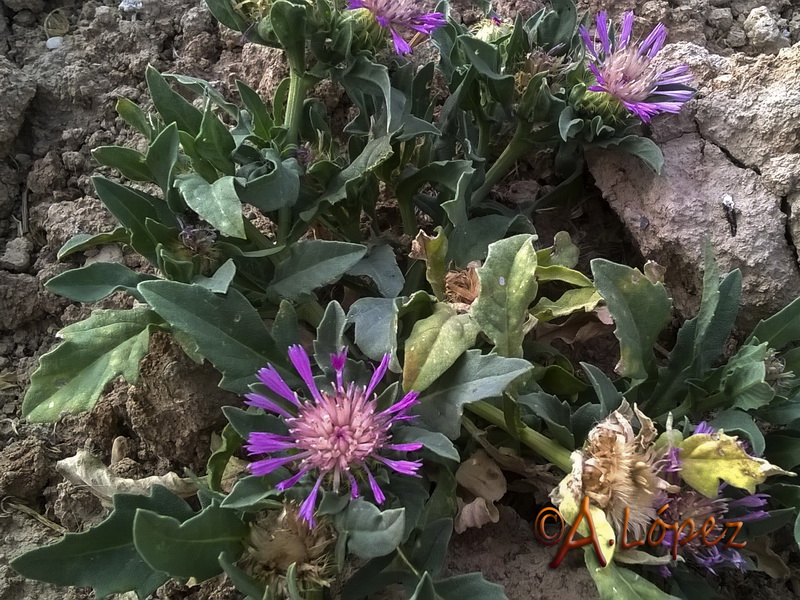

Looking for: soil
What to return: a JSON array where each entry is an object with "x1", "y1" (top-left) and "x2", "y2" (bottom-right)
[{"x1": 1, "y1": 0, "x2": 799, "y2": 599}]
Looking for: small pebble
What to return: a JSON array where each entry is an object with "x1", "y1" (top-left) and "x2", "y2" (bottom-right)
[{"x1": 46, "y1": 36, "x2": 63, "y2": 50}]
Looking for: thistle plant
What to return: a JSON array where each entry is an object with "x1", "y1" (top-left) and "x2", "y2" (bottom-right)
[
  {"x1": 245, "y1": 346, "x2": 423, "y2": 526},
  {"x1": 347, "y1": 0, "x2": 446, "y2": 54},
  {"x1": 579, "y1": 11, "x2": 695, "y2": 122}
]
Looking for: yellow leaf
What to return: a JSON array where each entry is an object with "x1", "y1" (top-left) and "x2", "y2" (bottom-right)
[{"x1": 679, "y1": 432, "x2": 795, "y2": 498}]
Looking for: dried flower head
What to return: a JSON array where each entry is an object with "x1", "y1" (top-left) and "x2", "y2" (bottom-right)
[
  {"x1": 551, "y1": 402, "x2": 677, "y2": 538},
  {"x1": 444, "y1": 261, "x2": 481, "y2": 308},
  {"x1": 246, "y1": 504, "x2": 336, "y2": 593},
  {"x1": 580, "y1": 12, "x2": 694, "y2": 122},
  {"x1": 347, "y1": 0, "x2": 446, "y2": 54},
  {"x1": 245, "y1": 346, "x2": 423, "y2": 526}
]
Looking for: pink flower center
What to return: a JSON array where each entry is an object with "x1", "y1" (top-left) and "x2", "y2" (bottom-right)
[{"x1": 599, "y1": 47, "x2": 659, "y2": 103}]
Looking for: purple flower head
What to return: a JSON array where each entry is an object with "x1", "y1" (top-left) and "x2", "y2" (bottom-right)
[
  {"x1": 245, "y1": 346, "x2": 423, "y2": 527},
  {"x1": 580, "y1": 11, "x2": 694, "y2": 122},
  {"x1": 347, "y1": 0, "x2": 446, "y2": 55}
]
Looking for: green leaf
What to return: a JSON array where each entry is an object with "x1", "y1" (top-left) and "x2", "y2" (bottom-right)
[
  {"x1": 46, "y1": 262, "x2": 157, "y2": 303},
  {"x1": 271, "y1": 300, "x2": 300, "y2": 352},
  {"x1": 410, "y1": 572, "x2": 438, "y2": 600},
  {"x1": 434, "y1": 573, "x2": 507, "y2": 600},
  {"x1": 531, "y1": 287, "x2": 602, "y2": 322},
  {"x1": 10, "y1": 486, "x2": 193, "y2": 599},
  {"x1": 518, "y1": 392, "x2": 574, "y2": 450},
  {"x1": 581, "y1": 362, "x2": 622, "y2": 414},
  {"x1": 392, "y1": 426, "x2": 459, "y2": 463},
  {"x1": 591, "y1": 259, "x2": 672, "y2": 380},
  {"x1": 235, "y1": 149, "x2": 300, "y2": 212},
  {"x1": 133, "y1": 504, "x2": 247, "y2": 581},
  {"x1": 206, "y1": 423, "x2": 242, "y2": 492},
  {"x1": 93, "y1": 146, "x2": 153, "y2": 181},
  {"x1": 679, "y1": 432, "x2": 794, "y2": 497},
  {"x1": 146, "y1": 65, "x2": 203, "y2": 136},
  {"x1": 412, "y1": 227, "x2": 448, "y2": 300},
  {"x1": 92, "y1": 176, "x2": 162, "y2": 263},
  {"x1": 22, "y1": 308, "x2": 161, "y2": 422},
  {"x1": 196, "y1": 102, "x2": 236, "y2": 175},
  {"x1": 592, "y1": 135, "x2": 665, "y2": 174},
  {"x1": 269, "y1": 0, "x2": 307, "y2": 68},
  {"x1": 347, "y1": 243, "x2": 405, "y2": 298},
  {"x1": 57, "y1": 228, "x2": 129, "y2": 260},
  {"x1": 116, "y1": 97, "x2": 153, "y2": 140},
  {"x1": 585, "y1": 548, "x2": 680, "y2": 600},
  {"x1": 220, "y1": 474, "x2": 285, "y2": 511},
  {"x1": 764, "y1": 433, "x2": 800, "y2": 470},
  {"x1": 416, "y1": 350, "x2": 533, "y2": 438},
  {"x1": 223, "y1": 406, "x2": 286, "y2": 439},
  {"x1": 218, "y1": 551, "x2": 267, "y2": 600},
  {"x1": 709, "y1": 409, "x2": 766, "y2": 455},
  {"x1": 472, "y1": 234, "x2": 539, "y2": 358},
  {"x1": 137, "y1": 281, "x2": 288, "y2": 393},
  {"x1": 236, "y1": 80, "x2": 274, "y2": 139},
  {"x1": 748, "y1": 296, "x2": 800, "y2": 350},
  {"x1": 338, "y1": 499, "x2": 406, "y2": 559},
  {"x1": 175, "y1": 174, "x2": 246, "y2": 239},
  {"x1": 313, "y1": 301, "x2": 347, "y2": 370},
  {"x1": 194, "y1": 258, "x2": 236, "y2": 294},
  {"x1": 146, "y1": 122, "x2": 180, "y2": 195},
  {"x1": 347, "y1": 297, "x2": 400, "y2": 368},
  {"x1": 403, "y1": 303, "x2": 480, "y2": 393},
  {"x1": 267, "y1": 240, "x2": 367, "y2": 302}
]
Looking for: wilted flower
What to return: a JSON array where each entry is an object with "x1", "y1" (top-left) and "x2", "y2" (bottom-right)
[
  {"x1": 551, "y1": 402, "x2": 677, "y2": 539},
  {"x1": 658, "y1": 422, "x2": 771, "y2": 574},
  {"x1": 347, "y1": 0, "x2": 446, "y2": 54},
  {"x1": 471, "y1": 13, "x2": 511, "y2": 43},
  {"x1": 245, "y1": 346, "x2": 423, "y2": 526},
  {"x1": 580, "y1": 11, "x2": 694, "y2": 122}
]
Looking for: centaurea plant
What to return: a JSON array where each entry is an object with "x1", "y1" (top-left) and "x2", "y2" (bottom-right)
[
  {"x1": 245, "y1": 346, "x2": 423, "y2": 526},
  {"x1": 347, "y1": 0, "x2": 446, "y2": 54},
  {"x1": 580, "y1": 11, "x2": 695, "y2": 122}
]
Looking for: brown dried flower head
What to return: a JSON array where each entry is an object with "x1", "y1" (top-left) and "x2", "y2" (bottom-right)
[
  {"x1": 551, "y1": 401, "x2": 677, "y2": 538},
  {"x1": 245, "y1": 504, "x2": 337, "y2": 594},
  {"x1": 444, "y1": 261, "x2": 481, "y2": 308}
]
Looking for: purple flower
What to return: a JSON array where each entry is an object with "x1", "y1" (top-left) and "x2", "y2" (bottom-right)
[
  {"x1": 244, "y1": 346, "x2": 423, "y2": 526},
  {"x1": 580, "y1": 11, "x2": 694, "y2": 122},
  {"x1": 348, "y1": 0, "x2": 446, "y2": 55}
]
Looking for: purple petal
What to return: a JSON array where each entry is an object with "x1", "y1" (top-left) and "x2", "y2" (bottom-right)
[
  {"x1": 364, "y1": 466, "x2": 386, "y2": 504},
  {"x1": 298, "y1": 475, "x2": 324, "y2": 527},
  {"x1": 579, "y1": 25, "x2": 597, "y2": 60},
  {"x1": 244, "y1": 392, "x2": 293, "y2": 418},
  {"x1": 376, "y1": 456, "x2": 423, "y2": 476},
  {"x1": 249, "y1": 453, "x2": 305, "y2": 476},
  {"x1": 619, "y1": 11, "x2": 634, "y2": 48},
  {"x1": 288, "y1": 345, "x2": 323, "y2": 403},
  {"x1": 408, "y1": 12, "x2": 447, "y2": 34},
  {"x1": 596, "y1": 12, "x2": 611, "y2": 55},
  {"x1": 246, "y1": 432, "x2": 295, "y2": 453},
  {"x1": 257, "y1": 365, "x2": 300, "y2": 407},
  {"x1": 384, "y1": 443, "x2": 424, "y2": 452},
  {"x1": 276, "y1": 468, "x2": 309, "y2": 491},
  {"x1": 365, "y1": 353, "x2": 391, "y2": 398},
  {"x1": 639, "y1": 23, "x2": 667, "y2": 57},
  {"x1": 729, "y1": 493, "x2": 769, "y2": 509},
  {"x1": 389, "y1": 27, "x2": 412, "y2": 55},
  {"x1": 331, "y1": 349, "x2": 347, "y2": 391},
  {"x1": 379, "y1": 391, "x2": 419, "y2": 418},
  {"x1": 348, "y1": 472, "x2": 360, "y2": 499}
]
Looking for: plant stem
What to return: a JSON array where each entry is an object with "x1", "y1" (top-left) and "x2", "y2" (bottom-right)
[
  {"x1": 466, "y1": 401, "x2": 573, "y2": 473},
  {"x1": 277, "y1": 71, "x2": 310, "y2": 245},
  {"x1": 477, "y1": 118, "x2": 492, "y2": 158},
  {"x1": 396, "y1": 547, "x2": 421, "y2": 578},
  {"x1": 398, "y1": 188, "x2": 418, "y2": 236},
  {"x1": 471, "y1": 122, "x2": 534, "y2": 205}
]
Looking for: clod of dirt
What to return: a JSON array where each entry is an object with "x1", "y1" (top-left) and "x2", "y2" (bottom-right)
[
  {"x1": 743, "y1": 6, "x2": 791, "y2": 53},
  {"x1": 125, "y1": 333, "x2": 240, "y2": 470},
  {"x1": 40, "y1": 197, "x2": 117, "y2": 254},
  {"x1": 445, "y1": 505, "x2": 598, "y2": 599},
  {"x1": 0, "y1": 237, "x2": 34, "y2": 272},
  {"x1": 0, "y1": 272, "x2": 45, "y2": 331},
  {"x1": 0, "y1": 55, "x2": 36, "y2": 158},
  {"x1": 0, "y1": 437, "x2": 52, "y2": 502}
]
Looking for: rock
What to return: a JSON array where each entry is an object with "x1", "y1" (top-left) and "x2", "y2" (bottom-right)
[
  {"x1": 586, "y1": 133, "x2": 800, "y2": 333},
  {"x1": 743, "y1": 6, "x2": 790, "y2": 53},
  {"x1": 42, "y1": 197, "x2": 117, "y2": 253},
  {"x1": 696, "y1": 45, "x2": 800, "y2": 195},
  {"x1": 727, "y1": 24, "x2": 748, "y2": 47},
  {"x1": 2, "y1": 0, "x2": 44, "y2": 13},
  {"x1": 0, "y1": 237, "x2": 34, "y2": 272},
  {"x1": 0, "y1": 272, "x2": 45, "y2": 330},
  {"x1": 707, "y1": 7, "x2": 734, "y2": 31},
  {"x1": 0, "y1": 438, "x2": 51, "y2": 502},
  {"x1": 0, "y1": 56, "x2": 36, "y2": 158},
  {"x1": 789, "y1": 192, "x2": 800, "y2": 260}
]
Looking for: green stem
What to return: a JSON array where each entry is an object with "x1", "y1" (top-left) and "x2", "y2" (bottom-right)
[
  {"x1": 396, "y1": 547, "x2": 422, "y2": 578},
  {"x1": 398, "y1": 188, "x2": 418, "y2": 236},
  {"x1": 466, "y1": 401, "x2": 573, "y2": 473},
  {"x1": 477, "y1": 118, "x2": 492, "y2": 158},
  {"x1": 277, "y1": 70, "x2": 311, "y2": 244},
  {"x1": 472, "y1": 123, "x2": 534, "y2": 205}
]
